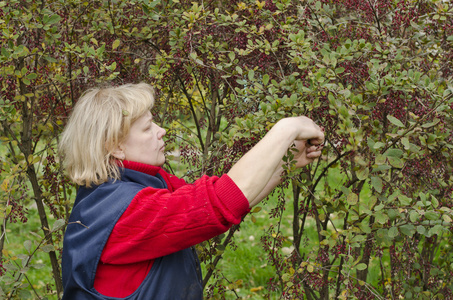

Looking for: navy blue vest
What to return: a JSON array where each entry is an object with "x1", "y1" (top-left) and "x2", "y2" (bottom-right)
[{"x1": 61, "y1": 168, "x2": 203, "y2": 299}]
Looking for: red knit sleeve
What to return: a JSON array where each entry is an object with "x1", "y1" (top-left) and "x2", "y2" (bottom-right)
[
  {"x1": 158, "y1": 168, "x2": 187, "y2": 191},
  {"x1": 99, "y1": 174, "x2": 249, "y2": 265}
]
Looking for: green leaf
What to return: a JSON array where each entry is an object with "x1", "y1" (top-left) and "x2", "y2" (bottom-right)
[
  {"x1": 367, "y1": 196, "x2": 378, "y2": 210},
  {"x1": 388, "y1": 156, "x2": 403, "y2": 168},
  {"x1": 52, "y1": 218, "x2": 66, "y2": 232},
  {"x1": 248, "y1": 69, "x2": 255, "y2": 81},
  {"x1": 328, "y1": 93, "x2": 336, "y2": 105},
  {"x1": 375, "y1": 154, "x2": 386, "y2": 164},
  {"x1": 400, "y1": 224, "x2": 415, "y2": 237},
  {"x1": 1, "y1": 46, "x2": 9, "y2": 59},
  {"x1": 417, "y1": 225, "x2": 426, "y2": 235},
  {"x1": 374, "y1": 203, "x2": 384, "y2": 211},
  {"x1": 228, "y1": 51, "x2": 235, "y2": 61},
  {"x1": 24, "y1": 240, "x2": 32, "y2": 253},
  {"x1": 428, "y1": 224, "x2": 443, "y2": 236},
  {"x1": 375, "y1": 211, "x2": 388, "y2": 224},
  {"x1": 401, "y1": 137, "x2": 410, "y2": 150},
  {"x1": 27, "y1": 73, "x2": 38, "y2": 80},
  {"x1": 43, "y1": 55, "x2": 57, "y2": 63},
  {"x1": 18, "y1": 290, "x2": 31, "y2": 299},
  {"x1": 384, "y1": 148, "x2": 403, "y2": 158},
  {"x1": 370, "y1": 176, "x2": 383, "y2": 193},
  {"x1": 431, "y1": 195, "x2": 439, "y2": 208},
  {"x1": 387, "y1": 115, "x2": 405, "y2": 127},
  {"x1": 424, "y1": 210, "x2": 439, "y2": 221},
  {"x1": 262, "y1": 74, "x2": 269, "y2": 85},
  {"x1": 356, "y1": 263, "x2": 367, "y2": 270},
  {"x1": 41, "y1": 244, "x2": 55, "y2": 253},
  {"x1": 398, "y1": 195, "x2": 412, "y2": 206},
  {"x1": 388, "y1": 226, "x2": 399, "y2": 238},
  {"x1": 387, "y1": 209, "x2": 399, "y2": 220},
  {"x1": 109, "y1": 61, "x2": 117, "y2": 71},
  {"x1": 335, "y1": 67, "x2": 345, "y2": 74},
  {"x1": 365, "y1": 81, "x2": 377, "y2": 91},
  {"x1": 410, "y1": 211, "x2": 420, "y2": 222},
  {"x1": 236, "y1": 79, "x2": 247, "y2": 85},
  {"x1": 356, "y1": 166, "x2": 369, "y2": 180},
  {"x1": 373, "y1": 142, "x2": 386, "y2": 150},
  {"x1": 189, "y1": 52, "x2": 197, "y2": 60},
  {"x1": 45, "y1": 14, "x2": 61, "y2": 25},
  {"x1": 421, "y1": 118, "x2": 440, "y2": 128},
  {"x1": 359, "y1": 221, "x2": 372, "y2": 234},
  {"x1": 442, "y1": 214, "x2": 452, "y2": 223},
  {"x1": 347, "y1": 192, "x2": 358, "y2": 205}
]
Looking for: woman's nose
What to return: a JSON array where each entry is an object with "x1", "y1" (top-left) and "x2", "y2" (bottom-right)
[{"x1": 158, "y1": 126, "x2": 166, "y2": 139}]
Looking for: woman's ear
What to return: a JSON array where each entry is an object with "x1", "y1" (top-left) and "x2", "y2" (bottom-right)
[{"x1": 111, "y1": 146, "x2": 126, "y2": 161}]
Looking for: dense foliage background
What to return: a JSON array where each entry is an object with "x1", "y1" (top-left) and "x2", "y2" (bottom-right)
[{"x1": 1, "y1": 0, "x2": 452, "y2": 299}]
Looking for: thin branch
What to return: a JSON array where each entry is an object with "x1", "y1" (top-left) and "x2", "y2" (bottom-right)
[{"x1": 178, "y1": 76, "x2": 205, "y2": 150}]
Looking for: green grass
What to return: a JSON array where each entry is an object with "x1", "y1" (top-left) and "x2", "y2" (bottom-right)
[
  {"x1": 1, "y1": 206, "x2": 59, "y2": 299},
  {"x1": 206, "y1": 204, "x2": 283, "y2": 299}
]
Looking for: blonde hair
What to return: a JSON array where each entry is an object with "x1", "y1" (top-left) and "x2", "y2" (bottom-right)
[{"x1": 59, "y1": 83, "x2": 155, "y2": 187}]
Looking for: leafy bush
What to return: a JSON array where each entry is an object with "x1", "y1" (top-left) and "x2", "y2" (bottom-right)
[{"x1": 1, "y1": 0, "x2": 452, "y2": 299}]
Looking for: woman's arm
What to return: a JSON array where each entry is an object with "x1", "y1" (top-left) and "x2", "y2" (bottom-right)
[
  {"x1": 100, "y1": 174, "x2": 249, "y2": 264},
  {"x1": 227, "y1": 117, "x2": 324, "y2": 207},
  {"x1": 247, "y1": 140, "x2": 323, "y2": 207}
]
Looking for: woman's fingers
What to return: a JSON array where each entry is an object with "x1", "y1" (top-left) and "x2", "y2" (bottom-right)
[
  {"x1": 305, "y1": 142, "x2": 324, "y2": 159},
  {"x1": 306, "y1": 149, "x2": 323, "y2": 159}
]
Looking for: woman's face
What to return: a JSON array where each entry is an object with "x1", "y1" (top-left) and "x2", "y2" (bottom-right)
[{"x1": 119, "y1": 111, "x2": 167, "y2": 166}]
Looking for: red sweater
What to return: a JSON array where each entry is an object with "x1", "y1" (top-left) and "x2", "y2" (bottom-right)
[{"x1": 94, "y1": 161, "x2": 249, "y2": 297}]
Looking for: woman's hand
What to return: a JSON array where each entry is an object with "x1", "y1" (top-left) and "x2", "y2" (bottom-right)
[
  {"x1": 291, "y1": 140, "x2": 324, "y2": 168},
  {"x1": 280, "y1": 116, "x2": 324, "y2": 145}
]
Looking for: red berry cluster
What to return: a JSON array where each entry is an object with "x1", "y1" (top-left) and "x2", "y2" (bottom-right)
[
  {"x1": 316, "y1": 246, "x2": 330, "y2": 264},
  {"x1": 372, "y1": 91, "x2": 408, "y2": 122},
  {"x1": 179, "y1": 144, "x2": 202, "y2": 180},
  {"x1": 6, "y1": 184, "x2": 29, "y2": 224},
  {"x1": 331, "y1": 243, "x2": 346, "y2": 259}
]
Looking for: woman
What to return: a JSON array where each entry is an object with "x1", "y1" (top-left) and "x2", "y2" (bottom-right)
[{"x1": 59, "y1": 83, "x2": 324, "y2": 299}]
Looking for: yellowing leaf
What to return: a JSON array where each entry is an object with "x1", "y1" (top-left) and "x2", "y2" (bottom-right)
[
  {"x1": 250, "y1": 286, "x2": 264, "y2": 292},
  {"x1": 252, "y1": 206, "x2": 262, "y2": 213},
  {"x1": 256, "y1": 0, "x2": 265, "y2": 9},
  {"x1": 1, "y1": 179, "x2": 9, "y2": 192},
  {"x1": 347, "y1": 192, "x2": 358, "y2": 205},
  {"x1": 112, "y1": 39, "x2": 121, "y2": 50},
  {"x1": 356, "y1": 166, "x2": 369, "y2": 180}
]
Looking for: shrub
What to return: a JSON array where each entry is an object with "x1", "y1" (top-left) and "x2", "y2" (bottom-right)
[{"x1": 1, "y1": 0, "x2": 452, "y2": 299}]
